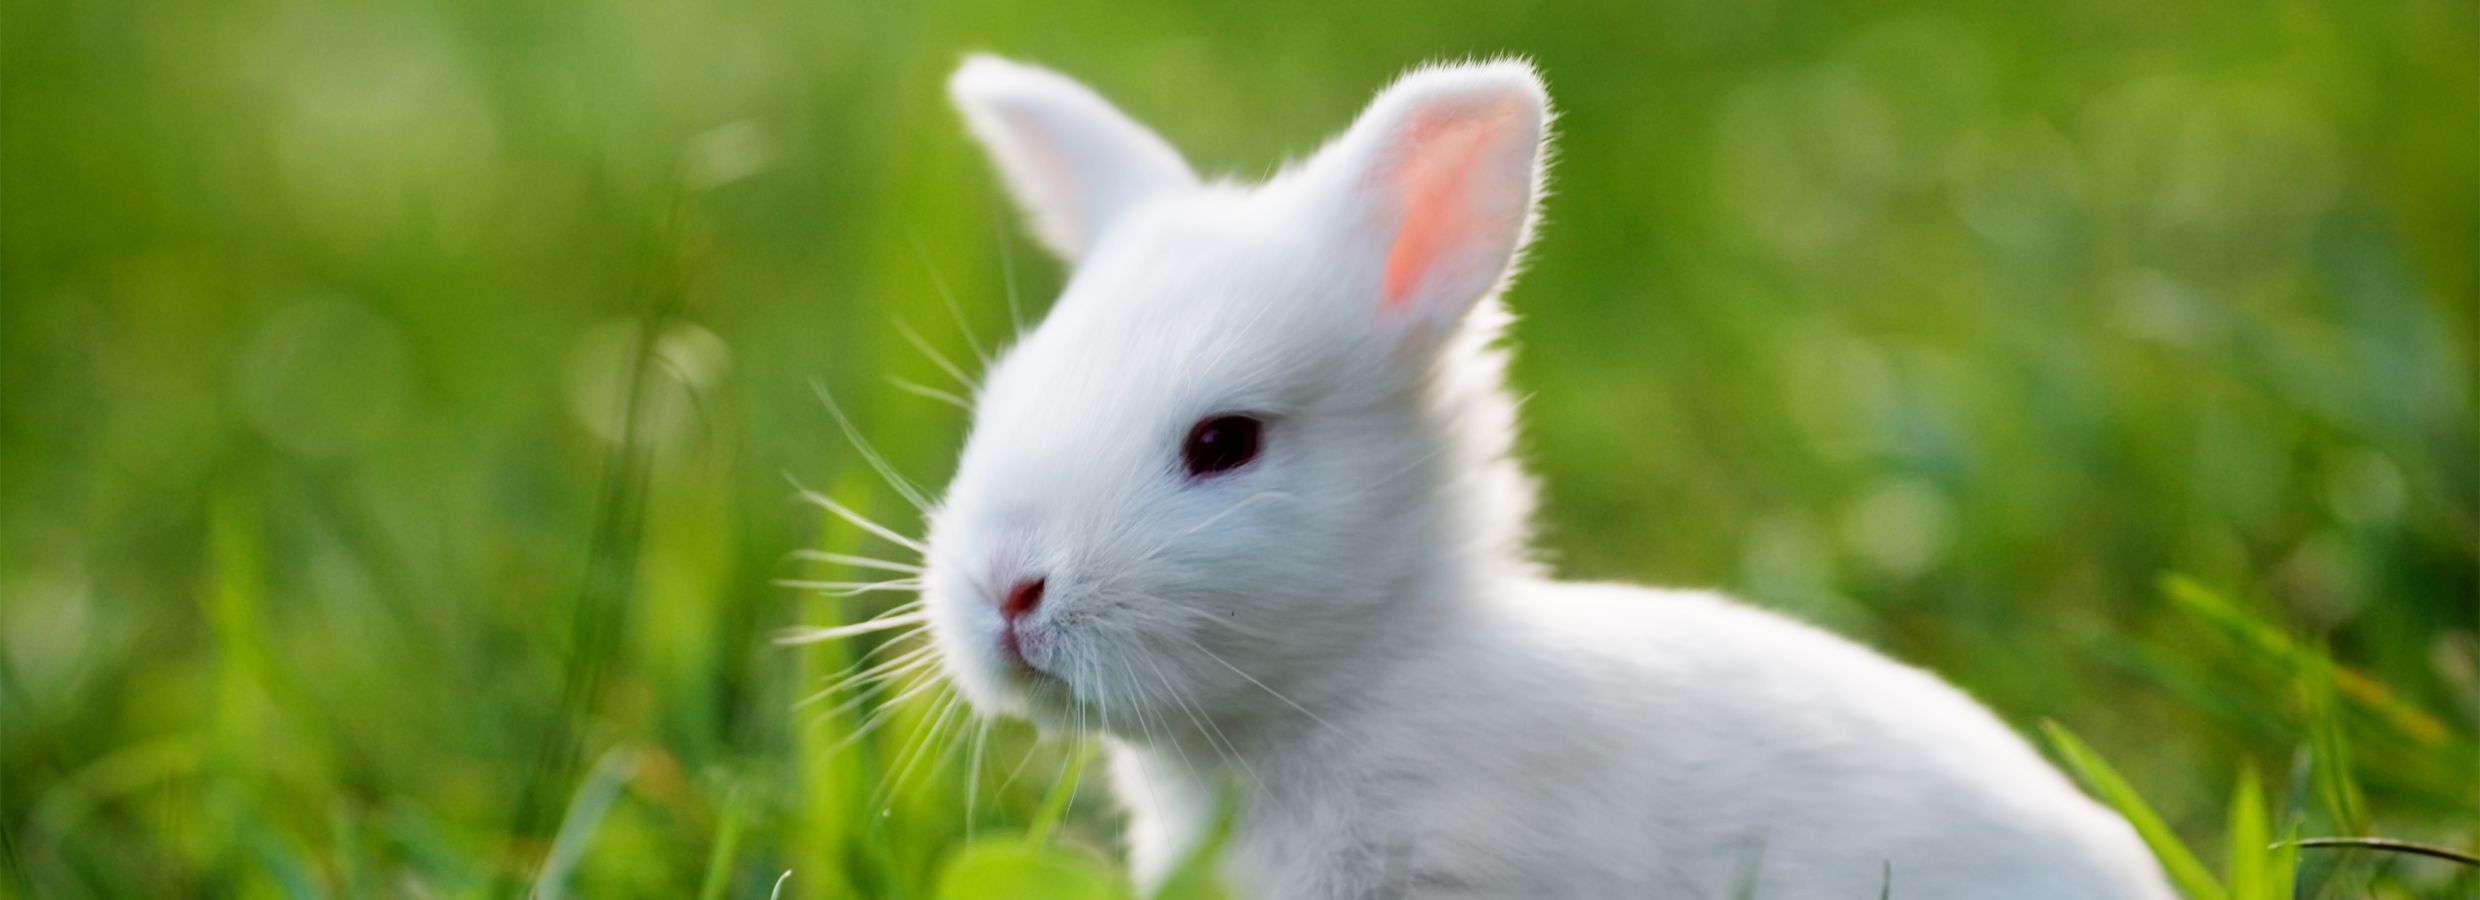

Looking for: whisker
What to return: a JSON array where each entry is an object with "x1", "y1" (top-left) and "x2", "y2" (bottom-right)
[
  {"x1": 788, "y1": 480, "x2": 929, "y2": 554},
  {"x1": 804, "y1": 657, "x2": 941, "y2": 722},
  {"x1": 997, "y1": 727, "x2": 1047, "y2": 793},
  {"x1": 928, "y1": 704, "x2": 982, "y2": 816},
  {"x1": 1117, "y1": 652, "x2": 1198, "y2": 786},
  {"x1": 772, "y1": 577, "x2": 924, "y2": 596},
  {"x1": 1127, "y1": 490, "x2": 1299, "y2": 566},
  {"x1": 822, "y1": 673, "x2": 949, "y2": 757},
  {"x1": 893, "y1": 319, "x2": 980, "y2": 394},
  {"x1": 885, "y1": 374, "x2": 971, "y2": 412},
  {"x1": 1064, "y1": 658, "x2": 1093, "y2": 814},
  {"x1": 1126, "y1": 596, "x2": 1279, "y2": 642},
  {"x1": 801, "y1": 664, "x2": 915, "y2": 721},
  {"x1": 908, "y1": 232, "x2": 991, "y2": 366},
  {"x1": 1108, "y1": 654, "x2": 1170, "y2": 813},
  {"x1": 1171, "y1": 633, "x2": 1338, "y2": 732},
  {"x1": 1138, "y1": 647, "x2": 1257, "y2": 787},
  {"x1": 796, "y1": 639, "x2": 938, "y2": 709},
  {"x1": 990, "y1": 191, "x2": 1026, "y2": 335},
  {"x1": 875, "y1": 686, "x2": 965, "y2": 810},
  {"x1": 789, "y1": 550, "x2": 923, "y2": 575},
  {"x1": 809, "y1": 380, "x2": 934, "y2": 513},
  {"x1": 965, "y1": 716, "x2": 990, "y2": 840},
  {"x1": 774, "y1": 611, "x2": 931, "y2": 644}
]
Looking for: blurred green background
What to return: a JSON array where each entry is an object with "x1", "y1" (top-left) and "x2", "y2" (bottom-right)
[{"x1": 3, "y1": 0, "x2": 2474, "y2": 896}]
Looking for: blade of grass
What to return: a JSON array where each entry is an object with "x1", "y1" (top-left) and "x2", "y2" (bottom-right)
[
  {"x1": 694, "y1": 784, "x2": 751, "y2": 900},
  {"x1": 2041, "y1": 721, "x2": 2225, "y2": 900},
  {"x1": 2298, "y1": 659, "x2": 2368, "y2": 835},
  {"x1": 1150, "y1": 777, "x2": 1241, "y2": 900},
  {"x1": 2286, "y1": 837, "x2": 2480, "y2": 866},
  {"x1": 1024, "y1": 742, "x2": 1095, "y2": 848},
  {"x1": 2266, "y1": 823, "x2": 2299, "y2": 900},
  {"x1": 2162, "y1": 576, "x2": 2452, "y2": 746},
  {"x1": 2225, "y1": 766, "x2": 2267, "y2": 900},
  {"x1": 531, "y1": 746, "x2": 642, "y2": 900},
  {"x1": 502, "y1": 198, "x2": 689, "y2": 893}
]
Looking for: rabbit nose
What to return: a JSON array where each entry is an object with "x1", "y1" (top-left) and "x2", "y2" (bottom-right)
[{"x1": 1000, "y1": 577, "x2": 1046, "y2": 622}]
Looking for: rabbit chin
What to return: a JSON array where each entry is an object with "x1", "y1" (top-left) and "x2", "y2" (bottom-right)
[{"x1": 929, "y1": 611, "x2": 1091, "y2": 730}]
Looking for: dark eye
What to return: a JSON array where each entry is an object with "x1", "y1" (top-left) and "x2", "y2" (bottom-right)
[{"x1": 1181, "y1": 414, "x2": 1263, "y2": 478}]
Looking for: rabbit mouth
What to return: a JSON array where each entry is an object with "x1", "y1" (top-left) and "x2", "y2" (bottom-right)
[
  {"x1": 1005, "y1": 661, "x2": 1089, "y2": 724},
  {"x1": 993, "y1": 628, "x2": 1068, "y2": 690},
  {"x1": 1005, "y1": 654, "x2": 1059, "y2": 686}
]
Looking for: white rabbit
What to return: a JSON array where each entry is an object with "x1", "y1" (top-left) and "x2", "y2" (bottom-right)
[{"x1": 914, "y1": 54, "x2": 2176, "y2": 899}]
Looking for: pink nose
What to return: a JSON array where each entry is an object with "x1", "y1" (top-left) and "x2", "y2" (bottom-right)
[{"x1": 1001, "y1": 578, "x2": 1045, "y2": 623}]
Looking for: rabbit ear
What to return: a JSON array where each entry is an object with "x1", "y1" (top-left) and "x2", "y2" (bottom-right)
[
  {"x1": 1304, "y1": 60, "x2": 1549, "y2": 343},
  {"x1": 949, "y1": 55, "x2": 1199, "y2": 260}
]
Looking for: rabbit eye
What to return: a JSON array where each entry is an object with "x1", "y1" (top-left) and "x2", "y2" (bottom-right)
[{"x1": 1181, "y1": 415, "x2": 1262, "y2": 478}]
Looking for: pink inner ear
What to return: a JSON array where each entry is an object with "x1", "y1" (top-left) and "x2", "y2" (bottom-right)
[{"x1": 1381, "y1": 104, "x2": 1517, "y2": 312}]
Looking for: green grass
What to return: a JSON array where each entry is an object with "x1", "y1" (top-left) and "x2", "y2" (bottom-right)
[{"x1": 2, "y1": 0, "x2": 2474, "y2": 897}]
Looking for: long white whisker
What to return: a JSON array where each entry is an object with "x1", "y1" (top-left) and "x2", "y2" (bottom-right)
[
  {"x1": 789, "y1": 482, "x2": 929, "y2": 554},
  {"x1": 1185, "y1": 687, "x2": 1256, "y2": 787},
  {"x1": 1092, "y1": 650, "x2": 1146, "y2": 813},
  {"x1": 876, "y1": 686, "x2": 964, "y2": 810},
  {"x1": 800, "y1": 669, "x2": 921, "y2": 722},
  {"x1": 802, "y1": 662, "x2": 923, "y2": 721},
  {"x1": 885, "y1": 374, "x2": 971, "y2": 412},
  {"x1": 1171, "y1": 633, "x2": 1337, "y2": 732},
  {"x1": 789, "y1": 550, "x2": 923, "y2": 575},
  {"x1": 773, "y1": 578, "x2": 924, "y2": 598},
  {"x1": 998, "y1": 727, "x2": 1046, "y2": 793},
  {"x1": 802, "y1": 623, "x2": 931, "y2": 676},
  {"x1": 908, "y1": 233, "x2": 991, "y2": 366},
  {"x1": 1365, "y1": 443, "x2": 1452, "y2": 493},
  {"x1": 893, "y1": 319, "x2": 979, "y2": 394},
  {"x1": 823, "y1": 673, "x2": 948, "y2": 757},
  {"x1": 809, "y1": 380, "x2": 934, "y2": 513},
  {"x1": 1135, "y1": 597, "x2": 1279, "y2": 642},
  {"x1": 804, "y1": 657, "x2": 941, "y2": 722},
  {"x1": 776, "y1": 577, "x2": 923, "y2": 595},
  {"x1": 1138, "y1": 646, "x2": 1255, "y2": 787},
  {"x1": 1117, "y1": 652, "x2": 1197, "y2": 787},
  {"x1": 965, "y1": 716, "x2": 990, "y2": 840},
  {"x1": 797, "y1": 639, "x2": 938, "y2": 708},
  {"x1": 1064, "y1": 657, "x2": 1093, "y2": 816},
  {"x1": 1129, "y1": 490, "x2": 1298, "y2": 565},
  {"x1": 1113, "y1": 655, "x2": 1173, "y2": 816},
  {"x1": 774, "y1": 611, "x2": 931, "y2": 644},
  {"x1": 928, "y1": 704, "x2": 981, "y2": 819},
  {"x1": 990, "y1": 193, "x2": 1026, "y2": 334},
  {"x1": 785, "y1": 598, "x2": 921, "y2": 629}
]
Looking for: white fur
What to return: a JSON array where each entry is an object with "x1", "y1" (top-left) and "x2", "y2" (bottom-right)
[
  {"x1": 949, "y1": 56, "x2": 1201, "y2": 259},
  {"x1": 925, "y1": 55, "x2": 2174, "y2": 899}
]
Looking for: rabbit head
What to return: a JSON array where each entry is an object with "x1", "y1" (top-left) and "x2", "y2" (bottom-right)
[{"x1": 923, "y1": 55, "x2": 1551, "y2": 739}]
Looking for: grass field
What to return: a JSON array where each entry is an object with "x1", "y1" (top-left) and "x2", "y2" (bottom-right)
[{"x1": 3, "y1": 0, "x2": 2474, "y2": 897}]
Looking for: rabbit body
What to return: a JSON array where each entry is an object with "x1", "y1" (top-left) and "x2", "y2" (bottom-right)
[
  {"x1": 1110, "y1": 580, "x2": 2170, "y2": 898},
  {"x1": 917, "y1": 55, "x2": 2176, "y2": 899}
]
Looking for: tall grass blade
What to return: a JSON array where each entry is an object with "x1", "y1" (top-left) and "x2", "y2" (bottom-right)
[
  {"x1": 501, "y1": 196, "x2": 687, "y2": 894},
  {"x1": 532, "y1": 747, "x2": 642, "y2": 900},
  {"x1": 2041, "y1": 721, "x2": 2225, "y2": 900},
  {"x1": 2225, "y1": 766, "x2": 2267, "y2": 900},
  {"x1": 2299, "y1": 659, "x2": 2368, "y2": 835},
  {"x1": 694, "y1": 784, "x2": 751, "y2": 900},
  {"x1": 2162, "y1": 576, "x2": 2452, "y2": 746},
  {"x1": 1149, "y1": 778, "x2": 1241, "y2": 900},
  {"x1": 1025, "y1": 742, "x2": 1095, "y2": 848},
  {"x1": 2266, "y1": 824, "x2": 2299, "y2": 900}
]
